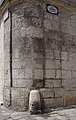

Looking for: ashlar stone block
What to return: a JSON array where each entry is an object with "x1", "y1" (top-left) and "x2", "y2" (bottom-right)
[
  {"x1": 41, "y1": 88, "x2": 54, "y2": 98},
  {"x1": 62, "y1": 61, "x2": 72, "y2": 70},
  {"x1": 69, "y1": 52, "x2": 76, "y2": 62},
  {"x1": 54, "y1": 80, "x2": 62, "y2": 88},
  {"x1": 12, "y1": 59, "x2": 32, "y2": 69},
  {"x1": 61, "y1": 51, "x2": 68, "y2": 61},
  {"x1": 45, "y1": 59, "x2": 55, "y2": 69},
  {"x1": 24, "y1": 69, "x2": 33, "y2": 79},
  {"x1": 62, "y1": 70, "x2": 71, "y2": 79},
  {"x1": 45, "y1": 79, "x2": 54, "y2": 88},
  {"x1": 34, "y1": 58, "x2": 43, "y2": 69},
  {"x1": 13, "y1": 79, "x2": 33, "y2": 88},
  {"x1": 12, "y1": 69, "x2": 25, "y2": 79},
  {"x1": 62, "y1": 79, "x2": 76, "y2": 88},
  {"x1": 55, "y1": 88, "x2": 64, "y2": 97},
  {"x1": 44, "y1": 38, "x2": 56, "y2": 50},
  {"x1": 45, "y1": 70, "x2": 55, "y2": 79},
  {"x1": 11, "y1": 88, "x2": 30, "y2": 111},
  {"x1": 45, "y1": 50, "x2": 54, "y2": 59},
  {"x1": 34, "y1": 69, "x2": 43, "y2": 79},
  {"x1": 44, "y1": 97, "x2": 64, "y2": 109},
  {"x1": 55, "y1": 60, "x2": 61, "y2": 69},
  {"x1": 55, "y1": 70, "x2": 62, "y2": 79}
]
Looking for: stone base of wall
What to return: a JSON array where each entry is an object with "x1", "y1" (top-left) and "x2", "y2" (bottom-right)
[
  {"x1": 3, "y1": 87, "x2": 76, "y2": 111},
  {"x1": 3, "y1": 87, "x2": 30, "y2": 111}
]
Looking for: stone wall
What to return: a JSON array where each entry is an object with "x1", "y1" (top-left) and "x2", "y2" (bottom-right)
[
  {"x1": 0, "y1": 19, "x2": 4, "y2": 104},
  {"x1": 2, "y1": 0, "x2": 76, "y2": 111}
]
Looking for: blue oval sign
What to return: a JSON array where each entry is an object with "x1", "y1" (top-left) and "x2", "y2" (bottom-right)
[{"x1": 46, "y1": 4, "x2": 58, "y2": 15}]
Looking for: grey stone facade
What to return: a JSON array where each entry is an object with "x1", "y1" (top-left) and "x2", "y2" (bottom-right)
[{"x1": 0, "y1": 0, "x2": 76, "y2": 111}]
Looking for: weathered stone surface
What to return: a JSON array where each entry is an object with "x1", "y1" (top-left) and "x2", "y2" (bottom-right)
[
  {"x1": 45, "y1": 59, "x2": 55, "y2": 69},
  {"x1": 55, "y1": 88, "x2": 64, "y2": 97},
  {"x1": 62, "y1": 70, "x2": 71, "y2": 79},
  {"x1": 44, "y1": 19, "x2": 59, "y2": 31},
  {"x1": 44, "y1": 38, "x2": 56, "y2": 50},
  {"x1": 41, "y1": 88, "x2": 54, "y2": 98},
  {"x1": 24, "y1": 4, "x2": 42, "y2": 17},
  {"x1": 54, "y1": 50, "x2": 60, "y2": 60},
  {"x1": 62, "y1": 61, "x2": 72, "y2": 70},
  {"x1": 12, "y1": 17, "x2": 22, "y2": 30},
  {"x1": 44, "y1": 11, "x2": 53, "y2": 20},
  {"x1": 55, "y1": 70, "x2": 62, "y2": 79},
  {"x1": 34, "y1": 50, "x2": 43, "y2": 58},
  {"x1": 45, "y1": 79, "x2": 54, "y2": 88},
  {"x1": 53, "y1": 80, "x2": 62, "y2": 88},
  {"x1": 45, "y1": 50, "x2": 54, "y2": 59},
  {"x1": 45, "y1": 70, "x2": 55, "y2": 79},
  {"x1": 25, "y1": 27, "x2": 43, "y2": 38},
  {"x1": 61, "y1": 51, "x2": 68, "y2": 61},
  {"x1": 44, "y1": 98, "x2": 64, "y2": 109},
  {"x1": 34, "y1": 69, "x2": 43, "y2": 80},
  {"x1": 44, "y1": 19, "x2": 52, "y2": 30},
  {"x1": 13, "y1": 79, "x2": 33, "y2": 88},
  {"x1": 69, "y1": 52, "x2": 76, "y2": 62},
  {"x1": 11, "y1": 88, "x2": 30, "y2": 111},
  {"x1": 12, "y1": 69, "x2": 25, "y2": 79},
  {"x1": 4, "y1": 69, "x2": 10, "y2": 79},
  {"x1": 12, "y1": 4, "x2": 24, "y2": 19},
  {"x1": 4, "y1": 78, "x2": 10, "y2": 87},
  {"x1": 31, "y1": 17, "x2": 42, "y2": 27},
  {"x1": 33, "y1": 37, "x2": 43, "y2": 50},
  {"x1": 12, "y1": 59, "x2": 32, "y2": 69},
  {"x1": 2, "y1": 0, "x2": 76, "y2": 111},
  {"x1": 55, "y1": 60, "x2": 61, "y2": 69},
  {"x1": 24, "y1": 69, "x2": 33, "y2": 79},
  {"x1": 3, "y1": 87, "x2": 10, "y2": 107},
  {"x1": 34, "y1": 58, "x2": 43, "y2": 69},
  {"x1": 62, "y1": 79, "x2": 76, "y2": 88},
  {"x1": 33, "y1": 79, "x2": 43, "y2": 88}
]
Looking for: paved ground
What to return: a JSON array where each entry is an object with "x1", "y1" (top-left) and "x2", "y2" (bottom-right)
[{"x1": 0, "y1": 105, "x2": 76, "y2": 120}]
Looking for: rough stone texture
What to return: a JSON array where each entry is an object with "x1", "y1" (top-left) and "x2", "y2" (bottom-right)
[
  {"x1": 1, "y1": 0, "x2": 76, "y2": 111},
  {"x1": 11, "y1": 88, "x2": 30, "y2": 111},
  {"x1": 4, "y1": 17, "x2": 10, "y2": 88},
  {"x1": 41, "y1": 88, "x2": 54, "y2": 98},
  {"x1": 44, "y1": 98, "x2": 64, "y2": 109},
  {"x1": 0, "y1": 18, "x2": 4, "y2": 103},
  {"x1": 3, "y1": 87, "x2": 10, "y2": 107}
]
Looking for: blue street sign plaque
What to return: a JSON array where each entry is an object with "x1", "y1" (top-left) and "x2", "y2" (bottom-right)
[{"x1": 46, "y1": 4, "x2": 59, "y2": 15}]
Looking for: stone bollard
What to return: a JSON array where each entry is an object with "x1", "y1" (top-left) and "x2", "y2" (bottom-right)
[{"x1": 29, "y1": 90, "x2": 41, "y2": 114}]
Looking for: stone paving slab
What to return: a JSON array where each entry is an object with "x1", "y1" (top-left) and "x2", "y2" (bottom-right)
[{"x1": 0, "y1": 105, "x2": 76, "y2": 120}]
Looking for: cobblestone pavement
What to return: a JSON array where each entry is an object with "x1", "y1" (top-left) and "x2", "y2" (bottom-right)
[{"x1": 0, "y1": 105, "x2": 76, "y2": 120}]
